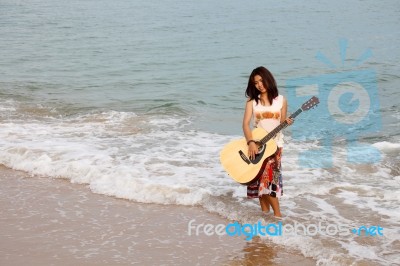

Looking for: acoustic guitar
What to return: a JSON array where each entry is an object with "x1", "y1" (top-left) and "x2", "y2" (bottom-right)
[{"x1": 220, "y1": 96, "x2": 319, "y2": 185}]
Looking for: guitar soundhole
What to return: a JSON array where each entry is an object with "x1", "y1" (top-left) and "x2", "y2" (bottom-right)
[
  {"x1": 257, "y1": 143, "x2": 265, "y2": 154},
  {"x1": 250, "y1": 143, "x2": 266, "y2": 164}
]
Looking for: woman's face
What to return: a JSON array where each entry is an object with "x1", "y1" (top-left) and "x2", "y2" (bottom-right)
[{"x1": 254, "y1": 75, "x2": 266, "y2": 93}]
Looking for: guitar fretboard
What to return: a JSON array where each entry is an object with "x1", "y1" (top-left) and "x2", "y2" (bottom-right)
[{"x1": 259, "y1": 108, "x2": 303, "y2": 145}]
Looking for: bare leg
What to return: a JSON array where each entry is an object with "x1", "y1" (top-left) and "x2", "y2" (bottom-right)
[
  {"x1": 259, "y1": 195, "x2": 271, "y2": 212},
  {"x1": 266, "y1": 195, "x2": 282, "y2": 217}
]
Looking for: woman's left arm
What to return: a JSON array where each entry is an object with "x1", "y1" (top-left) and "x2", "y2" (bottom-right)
[{"x1": 281, "y1": 96, "x2": 294, "y2": 125}]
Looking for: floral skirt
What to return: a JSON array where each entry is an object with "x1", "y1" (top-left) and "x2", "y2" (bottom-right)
[{"x1": 247, "y1": 147, "x2": 283, "y2": 198}]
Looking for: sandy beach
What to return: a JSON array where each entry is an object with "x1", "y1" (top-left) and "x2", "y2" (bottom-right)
[{"x1": 0, "y1": 166, "x2": 315, "y2": 265}]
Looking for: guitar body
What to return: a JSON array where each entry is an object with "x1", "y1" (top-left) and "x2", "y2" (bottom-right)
[
  {"x1": 220, "y1": 127, "x2": 278, "y2": 185},
  {"x1": 220, "y1": 96, "x2": 319, "y2": 185}
]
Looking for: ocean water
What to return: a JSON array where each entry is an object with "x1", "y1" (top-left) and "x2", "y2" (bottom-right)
[{"x1": 1, "y1": 0, "x2": 399, "y2": 265}]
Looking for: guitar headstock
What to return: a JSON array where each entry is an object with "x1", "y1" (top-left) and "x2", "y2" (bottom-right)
[{"x1": 301, "y1": 96, "x2": 319, "y2": 111}]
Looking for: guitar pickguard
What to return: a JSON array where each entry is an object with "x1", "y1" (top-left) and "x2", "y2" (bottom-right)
[{"x1": 238, "y1": 143, "x2": 266, "y2": 165}]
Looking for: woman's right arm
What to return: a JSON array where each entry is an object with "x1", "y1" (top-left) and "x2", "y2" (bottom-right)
[{"x1": 242, "y1": 100, "x2": 258, "y2": 160}]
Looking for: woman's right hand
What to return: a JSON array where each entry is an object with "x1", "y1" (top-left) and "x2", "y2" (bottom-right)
[{"x1": 248, "y1": 142, "x2": 259, "y2": 160}]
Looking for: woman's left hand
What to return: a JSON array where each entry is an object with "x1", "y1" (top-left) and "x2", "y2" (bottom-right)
[{"x1": 286, "y1": 117, "x2": 294, "y2": 125}]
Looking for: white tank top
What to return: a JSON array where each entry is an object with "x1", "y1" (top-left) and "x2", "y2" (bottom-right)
[{"x1": 253, "y1": 95, "x2": 284, "y2": 147}]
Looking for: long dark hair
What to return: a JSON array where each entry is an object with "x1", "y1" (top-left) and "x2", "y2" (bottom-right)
[{"x1": 245, "y1": 66, "x2": 279, "y2": 105}]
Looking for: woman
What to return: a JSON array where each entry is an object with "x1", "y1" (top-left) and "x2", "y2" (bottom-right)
[{"x1": 242, "y1": 66, "x2": 294, "y2": 218}]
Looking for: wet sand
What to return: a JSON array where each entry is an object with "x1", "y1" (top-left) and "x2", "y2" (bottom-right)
[{"x1": 0, "y1": 166, "x2": 315, "y2": 265}]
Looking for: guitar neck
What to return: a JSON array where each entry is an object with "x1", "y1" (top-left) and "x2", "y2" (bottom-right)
[{"x1": 260, "y1": 108, "x2": 302, "y2": 145}]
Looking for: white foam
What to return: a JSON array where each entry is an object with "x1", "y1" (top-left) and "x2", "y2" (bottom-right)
[
  {"x1": 373, "y1": 141, "x2": 400, "y2": 151},
  {"x1": 0, "y1": 100, "x2": 17, "y2": 113},
  {"x1": 339, "y1": 240, "x2": 384, "y2": 262},
  {"x1": 0, "y1": 111, "x2": 236, "y2": 207},
  {"x1": 0, "y1": 106, "x2": 16, "y2": 112}
]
